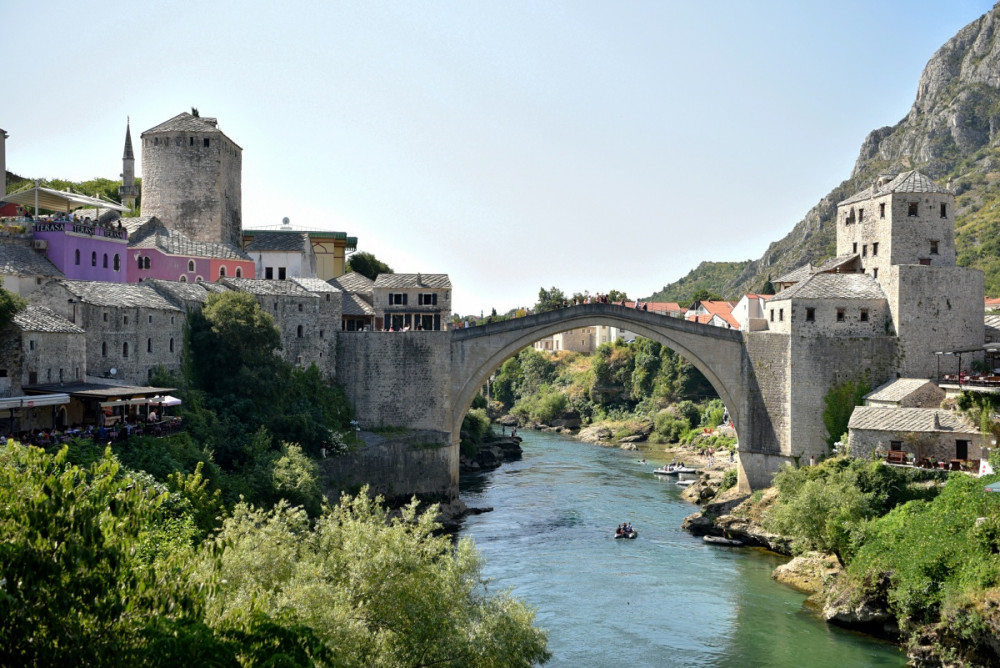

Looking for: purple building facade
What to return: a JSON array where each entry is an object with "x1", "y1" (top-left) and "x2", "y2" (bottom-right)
[{"x1": 32, "y1": 221, "x2": 129, "y2": 283}]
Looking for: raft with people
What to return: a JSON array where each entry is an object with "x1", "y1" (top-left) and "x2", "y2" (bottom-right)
[{"x1": 614, "y1": 523, "x2": 638, "y2": 539}]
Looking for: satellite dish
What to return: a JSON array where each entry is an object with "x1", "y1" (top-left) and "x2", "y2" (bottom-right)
[{"x1": 110, "y1": 368, "x2": 117, "y2": 376}]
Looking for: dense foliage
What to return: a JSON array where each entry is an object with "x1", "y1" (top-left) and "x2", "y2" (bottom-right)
[
  {"x1": 822, "y1": 376, "x2": 871, "y2": 450},
  {"x1": 487, "y1": 341, "x2": 731, "y2": 449},
  {"x1": 182, "y1": 291, "x2": 352, "y2": 468},
  {"x1": 345, "y1": 251, "x2": 393, "y2": 280},
  {"x1": 0, "y1": 443, "x2": 549, "y2": 666}
]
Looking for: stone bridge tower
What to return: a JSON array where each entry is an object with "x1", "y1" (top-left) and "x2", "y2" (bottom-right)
[{"x1": 140, "y1": 111, "x2": 243, "y2": 249}]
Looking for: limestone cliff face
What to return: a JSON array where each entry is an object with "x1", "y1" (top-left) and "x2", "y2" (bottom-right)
[{"x1": 655, "y1": 4, "x2": 1000, "y2": 301}]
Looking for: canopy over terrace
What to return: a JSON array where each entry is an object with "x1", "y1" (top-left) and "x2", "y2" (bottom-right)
[
  {"x1": 1, "y1": 184, "x2": 128, "y2": 216},
  {"x1": 24, "y1": 382, "x2": 176, "y2": 425}
]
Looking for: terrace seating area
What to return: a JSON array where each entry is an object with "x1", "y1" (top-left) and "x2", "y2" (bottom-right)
[
  {"x1": 940, "y1": 372, "x2": 1000, "y2": 388},
  {"x1": 10, "y1": 417, "x2": 183, "y2": 447},
  {"x1": 881, "y1": 449, "x2": 980, "y2": 473}
]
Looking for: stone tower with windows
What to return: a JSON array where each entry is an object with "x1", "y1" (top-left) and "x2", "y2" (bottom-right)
[
  {"x1": 118, "y1": 118, "x2": 138, "y2": 211},
  {"x1": 139, "y1": 112, "x2": 243, "y2": 249},
  {"x1": 835, "y1": 171, "x2": 983, "y2": 377}
]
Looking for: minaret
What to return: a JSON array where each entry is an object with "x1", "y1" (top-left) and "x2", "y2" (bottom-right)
[
  {"x1": 118, "y1": 118, "x2": 138, "y2": 211},
  {"x1": 0, "y1": 127, "x2": 8, "y2": 199}
]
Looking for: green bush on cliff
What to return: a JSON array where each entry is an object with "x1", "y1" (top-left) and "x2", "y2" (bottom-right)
[{"x1": 841, "y1": 473, "x2": 1000, "y2": 660}]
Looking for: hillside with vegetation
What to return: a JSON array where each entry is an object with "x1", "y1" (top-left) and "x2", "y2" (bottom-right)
[{"x1": 648, "y1": 5, "x2": 1000, "y2": 303}]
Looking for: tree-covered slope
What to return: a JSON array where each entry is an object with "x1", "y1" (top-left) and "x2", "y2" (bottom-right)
[{"x1": 648, "y1": 5, "x2": 1000, "y2": 302}]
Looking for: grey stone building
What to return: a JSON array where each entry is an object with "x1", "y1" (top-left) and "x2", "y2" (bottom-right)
[
  {"x1": 372, "y1": 273, "x2": 452, "y2": 331},
  {"x1": 140, "y1": 112, "x2": 243, "y2": 249},
  {"x1": 0, "y1": 304, "x2": 86, "y2": 395},
  {"x1": 329, "y1": 271, "x2": 374, "y2": 331},
  {"x1": 30, "y1": 280, "x2": 185, "y2": 385},
  {"x1": 144, "y1": 278, "x2": 231, "y2": 313},
  {"x1": 848, "y1": 406, "x2": 985, "y2": 465},
  {"x1": 221, "y1": 278, "x2": 337, "y2": 377},
  {"x1": 0, "y1": 241, "x2": 64, "y2": 297}
]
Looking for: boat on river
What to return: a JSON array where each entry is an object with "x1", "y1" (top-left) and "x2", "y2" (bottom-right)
[
  {"x1": 614, "y1": 529, "x2": 638, "y2": 539},
  {"x1": 703, "y1": 535, "x2": 743, "y2": 547},
  {"x1": 653, "y1": 465, "x2": 697, "y2": 475},
  {"x1": 676, "y1": 479, "x2": 695, "y2": 487}
]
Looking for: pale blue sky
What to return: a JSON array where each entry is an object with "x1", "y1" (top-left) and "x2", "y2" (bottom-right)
[{"x1": 2, "y1": 0, "x2": 995, "y2": 315}]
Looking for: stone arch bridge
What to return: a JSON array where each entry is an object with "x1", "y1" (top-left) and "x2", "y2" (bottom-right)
[{"x1": 450, "y1": 304, "x2": 775, "y2": 491}]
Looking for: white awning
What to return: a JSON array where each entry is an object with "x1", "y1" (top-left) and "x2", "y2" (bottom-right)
[
  {"x1": 0, "y1": 393, "x2": 70, "y2": 410},
  {"x1": 2, "y1": 185, "x2": 128, "y2": 213}
]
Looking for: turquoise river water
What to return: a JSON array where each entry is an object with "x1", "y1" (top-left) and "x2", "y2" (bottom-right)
[{"x1": 456, "y1": 430, "x2": 906, "y2": 667}]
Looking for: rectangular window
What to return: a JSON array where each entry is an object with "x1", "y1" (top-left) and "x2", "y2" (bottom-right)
[
  {"x1": 265, "y1": 267, "x2": 274, "y2": 279},
  {"x1": 805, "y1": 307, "x2": 815, "y2": 322},
  {"x1": 278, "y1": 267, "x2": 287, "y2": 280},
  {"x1": 852, "y1": 242, "x2": 858, "y2": 254},
  {"x1": 29, "y1": 340, "x2": 35, "y2": 351},
  {"x1": 778, "y1": 308, "x2": 784, "y2": 322},
  {"x1": 204, "y1": 138, "x2": 210, "y2": 147},
  {"x1": 890, "y1": 440, "x2": 901, "y2": 450},
  {"x1": 836, "y1": 308, "x2": 845, "y2": 322},
  {"x1": 908, "y1": 202, "x2": 919, "y2": 217},
  {"x1": 930, "y1": 240, "x2": 939, "y2": 255},
  {"x1": 862, "y1": 244, "x2": 867, "y2": 257},
  {"x1": 919, "y1": 258, "x2": 932, "y2": 266},
  {"x1": 860, "y1": 308, "x2": 869, "y2": 322},
  {"x1": 872, "y1": 242, "x2": 878, "y2": 256},
  {"x1": 873, "y1": 268, "x2": 878, "y2": 279},
  {"x1": 858, "y1": 208, "x2": 864, "y2": 222},
  {"x1": 956, "y1": 440, "x2": 969, "y2": 460},
  {"x1": 940, "y1": 202, "x2": 947, "y2": 218},
  {"x1": 148, "y1": 315, "x2": 153, "y2": 324},
  {"x1": 418, "y1": 293, "x2": 438, "y2": 306},
  {"x1": 880, "y1": 203, "x2": 886, "y2": 218},
  {"x1": 770, "y1": 309, "x2": 774, "y2": 322}
]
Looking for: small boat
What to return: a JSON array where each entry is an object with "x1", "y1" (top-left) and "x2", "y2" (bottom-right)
[
  {"x1": 703, "y1": 535, "x2": 743, "y2": 547},
  {"x1": 676, "y1": 479, "x2": 695, "y2": 487},
  {"x1": 614, "y1": 530, "x2": 638, "y2": 539},
  {"x1": 653, "y1": 465, "x2": 697, "y2": 475}
]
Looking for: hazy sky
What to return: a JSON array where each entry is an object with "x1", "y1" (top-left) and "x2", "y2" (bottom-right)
[{"x1": 2, "y1": 0, "x2": 995, "y2": 315}]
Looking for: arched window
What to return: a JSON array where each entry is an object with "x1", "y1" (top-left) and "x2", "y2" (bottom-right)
[
  {"x1": 91, "y1": 251, "x2": 97, "y2": 267},
  {"x1": 137, "y1": 256, "x2": 144, "y2": 269},
  {"x1": 235, "y1": 267, "x2": 242, "y2": 278},
  {"x1": 169, "y1": 338, "x2": 175, "y2": 353},
  {"x1": 188, "y1": 260, "x2": 195, "y2": 272},
  {"x1": 123, "y1": 342, "x2": 129, "y2": 358},
  {"x1": 297, "y1": 325, "x2": 303, "y2": 338},
  {"x1": 103, "y1": 253, "x2": 108, "y2": 268},
  {"x1": 144, "y1": 257, "x2": 150, "y2": 269},
  {"x1": 180, "y1": 275, "x2": 187, "y2": 283},
  {"x1": 75, "y1": 249, "x2": 80, "y2": 265},
  {"x1": 147, "y1": 338, "x2": 152, "y2": 353},
  {"x1": 114, "y1": 254, "x2": 120, "y2": 271},
  {"x1": 101, "y1": 342, "x2": 107, "y2": 357},
  {"x1": 219, "y1": 266, "x2": 227, "y2": 278}
]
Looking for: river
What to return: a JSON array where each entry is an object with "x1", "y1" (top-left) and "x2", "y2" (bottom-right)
[{"x1": 456, "y1": 430, "x2": 905, "y2": 667}]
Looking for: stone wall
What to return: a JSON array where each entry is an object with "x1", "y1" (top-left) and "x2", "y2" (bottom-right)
[
  {"x1": 20, "y1": 329, "x2": 87, "y2": 387},
  {"x1": 765, "y1": 296, "x2": 888, "y2": 337},
  {"x1": 741, "y1": 330, "x2": 898, "y2": 489},
  {"x1": 318, "y1": 430, "x2": 455, "y2": 504},
  {"x1": 336, "y1": 331, "x2": 452, "y2": 432},
  {"x1": 886, "y1": 265, "x2": 984, "y2": 377}
]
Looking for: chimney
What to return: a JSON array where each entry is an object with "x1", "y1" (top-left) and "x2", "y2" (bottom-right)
[
  {"x1": 416, "y1": 272, "x2": 423, "y2": 286},
  {"x1": 0, "y1": 127, "x2": 7, "y2": 199},
  {"x1": 933, "y1": 412, "x2": 940, "y2": 430}
]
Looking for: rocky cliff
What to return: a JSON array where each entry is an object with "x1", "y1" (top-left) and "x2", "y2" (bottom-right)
[{"x1": 650, "y1": 4, "x2": 1000, "y2": 304}]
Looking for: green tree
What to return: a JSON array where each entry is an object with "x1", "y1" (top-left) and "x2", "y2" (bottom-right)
[
  {"x1": 822, "y1": 376, "x2": 871, "y2": 449},
  {"x1": 0, "y1": 285, "x2": 26, "y2": 331},
  {"x1": 607, "y1": 289, "x2": 628, "y2": 303},
  {"x1": 535, "y1": 286, "x2": 567, "y2": 313},
  {"x1": 195, "y1": 490, "x2": 550, "y2": 666},
  {"x1": 688, "y1": 288, "x2": 723, "y2": 306},
  {"x1": 346, "y1": 251, "x2": 393, "y2": 280}
]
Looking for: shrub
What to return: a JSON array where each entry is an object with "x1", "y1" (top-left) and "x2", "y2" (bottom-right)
[{"x1": 720, "y1": 467, "x2": 738, "y2": 491}]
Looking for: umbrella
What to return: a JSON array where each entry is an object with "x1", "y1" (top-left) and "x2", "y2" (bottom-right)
[{"x1": 985, "y1": 482, "x2": 1000, "y2": 492}]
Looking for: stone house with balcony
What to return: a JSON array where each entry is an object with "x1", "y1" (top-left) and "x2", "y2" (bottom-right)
[
  {"x1": 30, "y1": 280, "x2": 185, "y2": 385},
  {"x1": 848, "y1": 406, "x2": 985, "y2": 466},
  {"x1": 373, "y1": 273, "x2": 451, "y2": 331}
]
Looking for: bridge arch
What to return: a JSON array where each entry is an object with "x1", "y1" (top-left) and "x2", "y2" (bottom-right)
[{"x1": 450, "y1": 304, "x2": 746, "y2": 448}]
